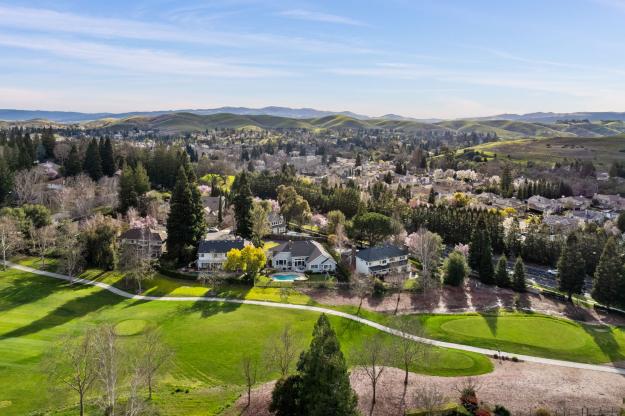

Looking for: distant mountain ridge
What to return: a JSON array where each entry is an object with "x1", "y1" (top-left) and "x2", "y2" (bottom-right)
[{"x1": 2, "y1": 107, "x2": 625, "y2": 124}]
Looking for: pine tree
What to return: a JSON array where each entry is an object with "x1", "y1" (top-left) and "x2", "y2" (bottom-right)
[
  {"x1": 469, "y1": 218, "x2": 486, "y2": 270},
  {"x1": 592, "y1": 238, "x2": 625, "y2": 309},
  {"x1": 119, "y1": 164, "x2": 139, "y2": 213},
  {"x1": 296, "y1": 314, "x2": 358, "y2": 416},
  {"x1": 557, "y1": 234, "x2": 586, "y2": 301},
  {"x1": 0, "y1": 157, "x2": 13, "y2": 206},
  {"x1": 133, "y1": 162, "x2": 150, "y2": 195},
  {"x1": 64, "y1": 144, "x2": 83, "y2": 177},
  {"x1": 478, "y1": 236, "x2": 495, "y2": 285},
  {"x1": 500, "y1": 164, "x2": 513, "y2": 197},
  {"x1": 495, "y1": 255, "x2": 510, "y2": 288},
  {"x1": 232, "y1": 171, "x2": 253, "y2": 239},
  {"x1": 41, "y1": 127, "x2": 56, "y2": 160},
  {"x1": 428, "y1": 187, "x2": 436, "y2": 205},
  {"x1": 83, "y1": 138, "x2": 103, "y2": 181},
  {"x1": 512, "y1": 257, "x2": 526, "y2": 292},
  {"x1": 166, "y1": 168, "x2": 196, "y2": 264},
  {"x1": 100, "y1": 137, "x2": 116, "y2": 176}
]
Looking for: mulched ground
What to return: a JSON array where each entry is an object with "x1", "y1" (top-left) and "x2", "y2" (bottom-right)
[
  {"x1": 301, "y1": 280, "x2": 625, "y2": 326},
  {"x1": 231, "y1": 361, "x2": 625, "y2": 415}
]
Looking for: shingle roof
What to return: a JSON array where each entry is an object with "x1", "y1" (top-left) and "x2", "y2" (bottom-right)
[
  {"x1": 198, "y1": 239, "x2": 245, "y2": 254},
  {"x1": 120, "y1": 227, "x2": 164, "y2": 242},
  {"x1": 356, "y1": 245, "x2": 408, "y2": 262},
  {"x1": 272, "y1": 240, "x2": 329, "y2": 262}
]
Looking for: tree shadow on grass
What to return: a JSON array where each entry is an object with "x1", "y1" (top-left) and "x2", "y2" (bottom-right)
[
  {"x1": 0, "y1": 287, "x2": 125, "y2": 340},
  {"x1": 0, "y1": 272, "x2": 64, "y2": 314},
  {"x1": 184, "y1": 299, "x2": 244, "y2": 318},
  {"x1": 477, "y1": 310, "x2": 499, "y2": 338},
  {"x1": 581, "y1": 324, "x2": 625, "y2": 373}
]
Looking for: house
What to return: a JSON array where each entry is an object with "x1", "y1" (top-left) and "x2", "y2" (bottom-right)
[
  {"x1": 592, "y1": 194, "x2": 625, "y2": 211},
  {"x1": 527, "y1": 195, "x2": 562, "y2": 213},
  {"x1": 559, "y1": 196, "x2": 591, "y2": 211},
  {"x1": 197, "y1": 239, "x2": 246, "y2": 270},
  {"x1": 119, "y1": 227, "x2": 166, "y2": 259},
  {"x1": 270, "y1": 240, "x2": 336, "y2": 273},
  {"x1": 202, "y1": 196, "x2": 224, "y2": 225},
  {"x1": 268, "y1": 212, "x2": 287, "y2": 234},
  {"x1": 542, "y1": 215, "x2": 582, "y2": 234},
  {"x1": 355, "y1": 245, "x2": 410, "y2": 277}
]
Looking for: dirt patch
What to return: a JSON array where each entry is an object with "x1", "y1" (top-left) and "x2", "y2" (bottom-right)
[
  {"x1": 301, "y1": 280, "x2": 625, "y2": 326},
  {"x1": 230, "y1": 362, "x2": 625, "y2": 415}
]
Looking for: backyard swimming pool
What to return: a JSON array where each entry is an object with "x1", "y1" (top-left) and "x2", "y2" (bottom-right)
[{"x1": 270, "y1": 273, "x2": 308, "y2": 282}]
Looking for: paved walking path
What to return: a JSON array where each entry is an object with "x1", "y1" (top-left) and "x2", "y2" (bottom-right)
[{"x1": 6, "y1": 262, "x2": 625, "y2": 376}]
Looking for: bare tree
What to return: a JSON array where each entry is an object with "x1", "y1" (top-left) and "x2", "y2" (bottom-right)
[
  {"x1": 250, "y1": 203, "x2": 271, "y2": 246},
  {"x1": 351, "y1": 273, "x2": 374, "y2": 315},
  {"x1": 241, "y1": 355, "x2": 259, "y2": 408},
  {"x1": 414, "y1": 384, "x2": 446, "y2": 416},
  {"x1": 392, "y1": 318, "x2": 431, "y2": 386},
  {"x1": 65, "y1": 174, "x2": 97, "y2": 218},
  {"x1": 385, "y1": 272, "x2": 408, "y2": 315},
  {"x1": 12, "y1": 168, "x2": 47, "y2": 205},
  {"x1": 124, "y1": 365, "x2": 148, "y2": 416},
  {"x1": 57, "y1": 222, "x2": 84, "y2": 282},
  {"x1": 405, "y1": 228, "x2": 443, "y2": 291},
  {"x1": 266, "y1": 324, "x2": 298, "y2": 378},
  {"x1": 31, "y1": 224, "x2": 57, "y2": 268},
  {"x1": 46, "y1": 331, "x2": 98, "y2": 416},
  {"x1": 0, "y1": 216, "x2": 23, "y2": 270},
  {"x1": 138, "y1": 328, "x2": 174, "y2": 400},
  {"x1": 357, "y1": 334, "x2": 389, "y2": 414},
  {"x1": 119, "y1": 240, "x2": 154, "y2": 294},
  {"x1": 197, "y1": 271, "x2": 223, "y2": 295},
  {"x1": 93, "y1": 325, "x2": 122, "y2": 416}
]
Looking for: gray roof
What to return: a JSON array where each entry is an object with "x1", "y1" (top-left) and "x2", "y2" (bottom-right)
[
  {"x1": 120, "y1": 227, "x2": 164, "y2": 242},
  {"x1": 272, "y1": 240, "x2": 327, "y2": 261},
  {"x1": 198, "y1": 239, "x2": 245, "y2": 254},
  {"x1": 356, "y1": 245, "x2": 408, "y2": 262}
]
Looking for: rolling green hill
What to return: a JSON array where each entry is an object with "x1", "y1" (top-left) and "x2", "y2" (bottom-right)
[
  {"x1": 467, "y1": 135, "x2": 625, "y2": 168},
  {"x1": 16, "y1": 112, "x2": 625, "y2": 138}
]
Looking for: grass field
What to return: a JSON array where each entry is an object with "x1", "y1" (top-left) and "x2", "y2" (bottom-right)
[
  {"x1": 406, "y1": 313, "x2": 625, "y2": 364},
  {"x1": 468, "y1": 135, "x2": 625, "y2": 168},
  {"x1": 0, "y1": 266, "x2": 492, "y2": 416}
]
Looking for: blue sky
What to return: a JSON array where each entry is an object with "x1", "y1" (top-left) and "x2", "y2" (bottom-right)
[{"x1": 1, "y1": 0, "x2": 625, "y2": 118}]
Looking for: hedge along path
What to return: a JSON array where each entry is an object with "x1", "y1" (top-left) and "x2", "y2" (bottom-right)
[{"x1": 6, "y1": 261, "x2": 625, "y2": 376}]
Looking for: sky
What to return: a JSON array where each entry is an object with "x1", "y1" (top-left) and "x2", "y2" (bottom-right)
[{"x1": 1, "y1": 0, "x2": 625, "y2": 119}]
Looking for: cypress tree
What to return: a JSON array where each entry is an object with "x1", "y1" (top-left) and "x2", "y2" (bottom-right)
[
  {"x1": 297, "y1": 314, "x2": 358, "y2": 416},
  {"x1": 232, "y1": 171, "x2": 253, "y2": 239},
  {"x1": 166, "y1": 168, "x2": 195, "y2": 264},
  {"x1": 495, "y1": 255, "x2": 510, "y2": 288},
  {"x1": 41, "y1": 127, "x2": 56, "y2": 160},
  {"x1": 83, "y1": 138, "x2": 103, "y2": 181},
  {"x1": 119, "y1": 164, "x2": 138, "y2": 213},
  {"x1": 557, "y1": 234, "x2": 586, "y2": 301},
  {"x1": 428, "y1": 187, "x2": 436, "y2": 205},
  {"x1": 500, "y1": 164, "x2": 513, "y2": 197},
  {"x1": 0, "y1": 156, "x2": 13, "y2": 206},
  {"x1": 64, "y1": 144, "x2": 82, "y2": 177},
  {"x1": 478, "y1": 235, "x2": 495, "y2": 285},
  {"x1": 592, "y1": 238, "x2": 625, "y2": 309},
  {"x1": 100, "y1": 137, "x2": 117, "y2": 176},
  {"x1": 469, "y1": 218, "x2": 487, "y2": 270},
  {"x1": 512, "y1": 257, "x2": 526, "y2": 292}
]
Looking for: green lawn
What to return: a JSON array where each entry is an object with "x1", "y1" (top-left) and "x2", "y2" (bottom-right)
[
  {"x1": 405, "y1": 312, "x2": 625, "y2": 364},
  {"x1": 0, "y1": 266, "x2": 492, "y2": 416}
]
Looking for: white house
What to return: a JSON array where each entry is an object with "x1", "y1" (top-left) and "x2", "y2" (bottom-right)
[
  {"x1": 270, "y1": 240, "x2": 336, "y2": 273},
  {"x1": 268, "y1": 212, "x2": 287, "y2": 234},
  {"x1": 197, "y1": 239, "x2": 246, "y2": 270},
  {"x1": 355, "y1": 245, "x2": 410, "y2": 277}
]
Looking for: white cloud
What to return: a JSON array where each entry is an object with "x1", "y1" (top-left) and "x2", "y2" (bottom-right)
[
  {"x1": 278, "y1": 9, "x2": 366, "y2": 26},
  {"x1": 0, "y1": 34, "x2": 289, "y2": 78}
]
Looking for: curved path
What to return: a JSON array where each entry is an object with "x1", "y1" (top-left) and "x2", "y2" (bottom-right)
[{"x1": 6, "y1": 262, "x2": 625, "y2": 376}]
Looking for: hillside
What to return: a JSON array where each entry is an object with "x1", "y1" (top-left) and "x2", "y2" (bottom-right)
[{"x1": 467, "y1": 135, "x2": 625, "y2": 168}]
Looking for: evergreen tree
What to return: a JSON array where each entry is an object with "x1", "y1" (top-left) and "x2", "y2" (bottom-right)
[
  {"x1": 41, "y1": 127, "x2": 56, "y2": 160},
  {"x1": 83, "y1": 138, "x2": 103, "y2": 181},
  {"x1": 133, "y1": 162, "x2": 150, "y2": 195},
  {"x1": 0, "y1": 157, "x2": 13, "y2": 206},
  {"x1": 100, "y1": 137, "x2": 116, "y2": 176},
  {"x1": 617, "y1": 212, "x2": 625, "y2": 233},
  {"x1": 500, "y1": 164, "x2": 513, "y2": 197},
  {"x1": 232, "y1": 171, "x2": 253, "y2": 239},
  {"x1": 592, "y1": 238, "x2": 625, "y2": 309},
  {"x1": 428, "y1": 188, "x2": 436, "y2": 205},
  {"x1": 469, "y1": 218, "x2": 487, "y2": 270},
  {"x1": 270, "y1": 314, "x2": 358, "y2": 416},
  {"x1": 119, "y1": 164, "x2": 139, "y2": 213},
  {"x1": 64, "y1": 144, "x2": 82, "y2": 177},
  {"x1": 478, "y1": 236, "x2": 495, "y2": 285},
  {"x1": 355, "y1": 153, "x2": 362, "y2": 167},
  {"x1": 557, "y1": 234, "x2": 586, "y2": 301},
  {"x1": 495, "y1": 255, "x2": 510, "y2": 288},
  {"x1": 166, "y1": 168, "x2": 196, "y2": 264},
  {"x1": 512, "y1": 257, "x2": 526, "y2": 292}
]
